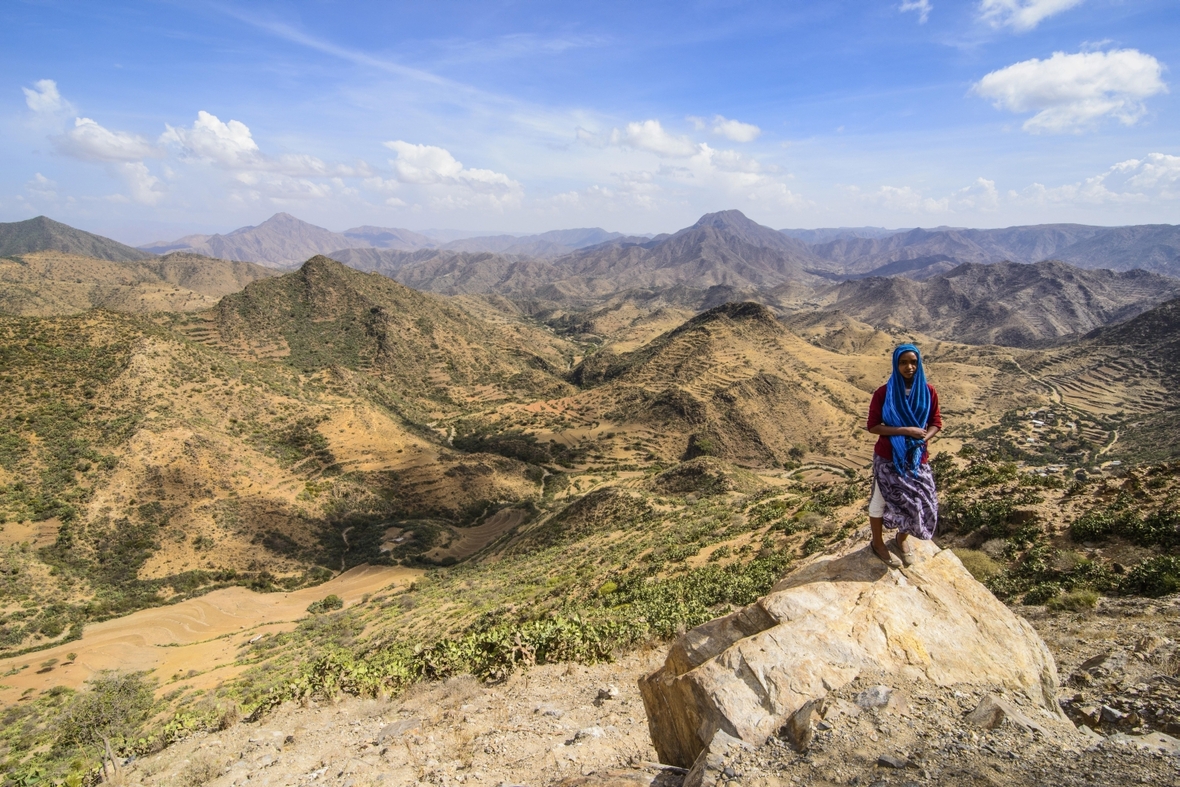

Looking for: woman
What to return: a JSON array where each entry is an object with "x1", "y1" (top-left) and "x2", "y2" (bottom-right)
[{"x1": 865, "y1": 343, "x2": 942, "y2": 567}]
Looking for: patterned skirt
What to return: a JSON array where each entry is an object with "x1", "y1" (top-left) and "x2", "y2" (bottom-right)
[{"x1": 872, "y1": 454, "x2": 939, "y2": 540}]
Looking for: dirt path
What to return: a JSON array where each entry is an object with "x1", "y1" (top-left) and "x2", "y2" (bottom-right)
[{"x1": 0, "y1": 565, "x2": 420, "y2": 704}]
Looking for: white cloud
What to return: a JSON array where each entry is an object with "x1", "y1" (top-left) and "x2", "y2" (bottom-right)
[
  {"x1": 25, "y1": 173, "x2": 57, "y2": 199},
  {"x1": 56, "y1": 117, "x2": 159, "y2": 162},
  {"x1": 665, "y1": 143, "x2": 807, "y2": 208},
  {"x1": 116, "y1": 162, "x2": 166, "y2": 205},
  {"x1": 900, "y1": 0, "x2": 932, "y2": 24},
  {"x1": 974, "y1": 49, "x2": 1167, "y2": 133},
  {"x1": 22, "y1": 79, "x2": 73, "y2": 114},
  {"x1": 978, "y1": 0, "x2": 1084, "y2": 32},
  {"x1": 610, "y1": 120, "x2": 697, "y2": 157},
  {"x1": 711, "y1": 116, "x2": 761, "y2": 143},
  {"x1": 382, "y1": 141, "x2": 523, "y2": 210},
  {"x1": 1014, "y1": 152, "x2": 1180, "y2": 204},
  {"x1": 160, "y1": 111, "x2": 346, "y2": 176}
]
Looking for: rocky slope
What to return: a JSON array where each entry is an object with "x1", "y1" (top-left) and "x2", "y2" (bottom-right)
[
  {"x1": 819, "y1": 260, "x2": 1180, "y2": 347},
  {"x1": 0, "y1": 215, "x2": 155, "y2": 261},
  {"x1": 0, "y1": 250, "x2": 277, "y2": 316}
]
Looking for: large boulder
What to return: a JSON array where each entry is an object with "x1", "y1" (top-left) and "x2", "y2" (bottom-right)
[{"x1": 638, "y1": 535, "x2": 1073, "y2": 770}]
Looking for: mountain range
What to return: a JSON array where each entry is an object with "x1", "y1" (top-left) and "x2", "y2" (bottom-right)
[
  {"x1": 140, "y1": 213, "x2": 627, "y2": 265},
  {"x1": 137, "y1": 210, "x2": 1180, "y2": 279},
  {"x1": 4, "y1": 210, "x2": 1179, "y2": 349}
]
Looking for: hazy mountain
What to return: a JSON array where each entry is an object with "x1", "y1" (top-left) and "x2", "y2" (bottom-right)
[
  {"x1": 551, "y1": 210, "x2": 825, "y2": 291},
  {"x1": 141, "y1": 213, "x2": 355, "y2": 267},
  {"x1": 0, "y1": 215, "x2": 155, "y2": 261},
  {"x1": 439, "y1": 228, "x2": 624, "y2": 257},
  {"x1": 328, "y1": 247, "x2": 561, "y2": 296},
  {"x1": 809, "y1": 224, "x2": 1105, "y2": 274},
  {"x1": 808, "y1": 223, "x2": 1180, "y2": 277},
  {"x1": 779, "y1": 227, "x2": 902, "y2": 244},
  {"x1": 340, "y1": 225, "x2": 436, "y2": 250},
  {"x1": 1054, "y1": 225, "x2": 1180, "y2": 275},
  {"x1": 822, "y1": 260, "x2": 1180, "y2": 347}
]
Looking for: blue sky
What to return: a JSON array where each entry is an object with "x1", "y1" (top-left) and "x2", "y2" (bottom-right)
[{"x1": 2, "y1": 0, "x2": 1177, "y2": 243}]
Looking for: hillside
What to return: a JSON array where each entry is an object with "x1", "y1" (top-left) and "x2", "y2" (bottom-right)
[
  {"x1": 0, "y1": 250, "x2": 277, "y2": 316},
  {"x1": 2, "y1": 260, "x2": 1179, "y2": 784},
  {"x1": 203, "y1": 255, "x2": 572, "y2": 412},
  {"x1": 0, "y1": 216, "x2": 155, "y2": 262},
  {"x1": 817, "y1": 260, "x2": 1180, "y2": 347}
]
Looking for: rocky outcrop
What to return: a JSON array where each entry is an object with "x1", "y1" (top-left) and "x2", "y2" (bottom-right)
[{"x1": 638, "y1": 535, "x2": 1075, "y2": 771}]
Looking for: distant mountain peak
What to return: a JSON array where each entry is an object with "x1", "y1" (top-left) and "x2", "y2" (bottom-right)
[{"x1": 692, "y1": 209, "x2": 762, "y2": 230}]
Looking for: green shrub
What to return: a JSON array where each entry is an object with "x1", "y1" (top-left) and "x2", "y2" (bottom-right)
[
  {"x1": 1023, "y1": 583, "x2": 1061, "y2": 605},
  {"x1": 306, "y1": 594, "x2": 344, "y2": 614},
  {"x1": 54, "y1": 671, "x2": 156, "y2": 757},
  {"x1": 1120, "y1": 556, "x2": 1180, "y2": 598}
]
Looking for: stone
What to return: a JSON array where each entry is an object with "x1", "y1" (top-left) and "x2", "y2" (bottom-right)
[
  {"x1": 683, "y1": 730, "x2": 751, "y2": 787},
  {"x1": 1101, "y1": 705, "x2": 1127, "y2": 724},
  {"x1": 639, "y1": 533, "x2": 1076, "y2": 769},
  {"x1": 375, "y1": 718, "x2": 421, "y2": 742},
  {"x1": 1106, "y1": 731, "x2": 1180, "y2": 756},
  {"x1": 598, "y1": 685, "x2": 621, "y2": 702},
  {"x1": 575, "y1": 726, "x2": 606, "y2": 740},
  {"x1": 877, "y1": 754, "x2": 909, "y2": 769},
  {"x1": 856, "y1": 686, "x2": 893, "y2": 710},
  {"x1": 964, "y1": 694, "x2": 1053, "y2": 736},
  {"x1": 781, "y1": 698, "x2": 823, "y2": 752}
]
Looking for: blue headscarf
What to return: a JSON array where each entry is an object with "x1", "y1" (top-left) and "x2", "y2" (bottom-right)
[{"x1": 882, "y1": 343, "x2": 930, "y2": 478}]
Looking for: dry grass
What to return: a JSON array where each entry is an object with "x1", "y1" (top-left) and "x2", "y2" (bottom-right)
[{"x1": 954, "y1": 549, "x2": 1004, "y2": 582}]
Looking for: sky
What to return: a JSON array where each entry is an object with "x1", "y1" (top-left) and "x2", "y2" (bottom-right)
[{"x1": 1, "y1": 0, "x2": 1177, "y2": 244}]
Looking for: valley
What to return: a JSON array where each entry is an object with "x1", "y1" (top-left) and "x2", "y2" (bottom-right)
[{"x1": 0, "y1": 210, "x2": 1178, "y2": 785}]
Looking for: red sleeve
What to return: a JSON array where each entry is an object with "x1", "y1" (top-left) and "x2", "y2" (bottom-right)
[
  {"x1": 927, "y1": 385, "x2": 943, "y2": 429},
  {"x1": 866, "y1": 386, "x2": 886, "y2": 430}
]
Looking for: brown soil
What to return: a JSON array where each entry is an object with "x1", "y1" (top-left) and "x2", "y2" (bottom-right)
[
  {"x1": 0, "y1": 565, "x2": 420, "y2": 705},
  {"x1": 421, "y1": 508, "x2": 531, "y2": 563}
]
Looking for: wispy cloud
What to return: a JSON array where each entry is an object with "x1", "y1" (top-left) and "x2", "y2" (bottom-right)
[
  {"x1": 899, "y1": 1, "x2": 933, "y2": 25},
  {"x1": 977, "y1": 0, "x2": 1085, "y2": 33}
]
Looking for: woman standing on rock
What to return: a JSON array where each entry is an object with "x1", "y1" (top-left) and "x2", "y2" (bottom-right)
[{"x1": 865, "y1": 343, "x2": 942, "y2": 567}]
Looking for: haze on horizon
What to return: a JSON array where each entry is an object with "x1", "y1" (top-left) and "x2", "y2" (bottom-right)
[{"x1": 1, "y1": 0, "x2": 1177, "y2": 245}]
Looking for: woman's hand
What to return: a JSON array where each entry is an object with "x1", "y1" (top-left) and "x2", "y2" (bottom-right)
[{"x1": 866, "y1": 424, "x2": 928, "y2": 439}]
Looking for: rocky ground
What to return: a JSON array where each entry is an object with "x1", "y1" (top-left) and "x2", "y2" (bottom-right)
[
  {"x1": 117, "y1": 649, "x2": 668, "y2": 787},
  {"x1": 110, "y1": 594, "x2": 1180, "y2": 787}
]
